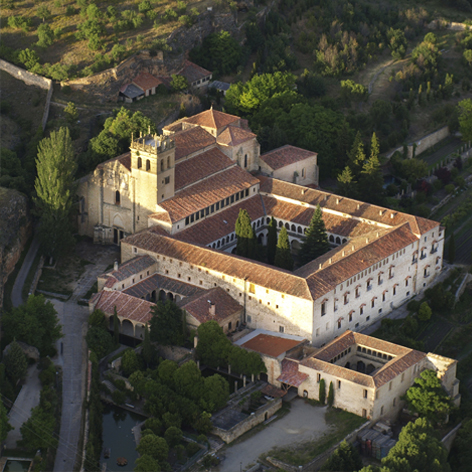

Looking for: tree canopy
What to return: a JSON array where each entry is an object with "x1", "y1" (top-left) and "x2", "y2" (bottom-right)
[
  {"x1": 298, "y1": 204, "x2": 330, "y2": 266},
  {"x1": 4, "y1": 341, "x2": 28, "y2": 385},
  {"x1": 320, "y1": 440, "x2": 363, "y2": 471},
  {"x1": 274, "y1": 226, "x2": 293, "y2": 270},
  {"x1": 458, "y1": 99, "x2": 472, "y2": 142},
  {"x1": 0, "y1": 401, "x2": 12, "y2": 442},
  {"x1": 235, "y1": 209, "x2": 257, "y2": 259},
  {"x1": 150, "y1": 300, "x2": 185, "y2": 346},
  {"x1": 34, "y1": 127, "x2": 77, "y2": 259}
]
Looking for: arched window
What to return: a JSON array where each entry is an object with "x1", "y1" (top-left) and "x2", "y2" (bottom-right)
[
  {"x1": 115, "y1": 191, "x2": 121, "y2": 205},
  {"x1": 146, "y1": 159, "x2": 151, "y2": 171},
  {"x1": 329, "y1": 235, "x2": 335, "y2": 242},
  {"x1": 336, "y1": 237, "x2": 341, "y2": 244},
  {"x1": 291, "y1": 224, "x2": 296, "y2": 232},
  {"x1": 137, "y1": 157, "x2": 142, "y2": 169},
  {"x1": 297, "y1": 226, "x2": 302, "y2": 234},
  {"x1": 279, "y1": 221, "x2": 283, "y2": 228},
  {"x1": 285, "y1": 223, "x2": 289, "y2": 229},
  {"x1": 244, "y1": 154, "x2": 248, "y2": 168}
]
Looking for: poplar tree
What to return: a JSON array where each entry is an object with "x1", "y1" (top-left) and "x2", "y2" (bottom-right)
[
  {"x1": 347, "y1": 131, "x2": 365, "y2": 177},
  {"x1": 298, "y1": 204, "x2": 330, "y2": 266},
  {"x1": 274, "y1": 227, "x2": 293, "y2": 271},
  {"x1": 359, "y1": 133, "x2": 384, "y2": 205},
  {"x1": 266, "y1": 216, "x2": 277, "y2": 265},
  {"x1": 235, "y1": 209, "x2": 256, "y2": 259},
  {"x1": 34, "y1": 127, "x2": 77, "y2": 260}
]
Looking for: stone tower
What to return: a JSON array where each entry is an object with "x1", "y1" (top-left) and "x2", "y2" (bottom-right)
[{"x1": 130, "y1": 132, "x2": 176, "y2": 232}]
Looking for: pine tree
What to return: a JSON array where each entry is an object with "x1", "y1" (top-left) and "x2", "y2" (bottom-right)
[
  {"x1": 448, "y1": 233, "x2": 455, "y2": 264},
  {"x1": 327, "y1": 381, "x2": 334, "y2": 407},
  {"x1": 34, "y1": 127, "x2": 77, "y2": 260},
  {"x1": 274, "y1": 227, "x2": 293, "y2": 271},
  {"x1": 298, "y1": 205, "x2": 330, "y2": 266},
  {"x1": 266, "y1": 216, "x2": 277, "y2": 265},
  {"x1": 359, "y1": 133, "x2": 384, "y2": 205},
  {"x1": 113, "y1": 306, "x2": 120, "y2": 345},
  {"x1": 347, "y1": 131, "x2": 365, "y2": 177},
  {"x1": 337, "y1": 166, "x2": 358, "y2": 198},
  {"x1": 235, "y1": 209, "x2": 256, "y2": 259}
]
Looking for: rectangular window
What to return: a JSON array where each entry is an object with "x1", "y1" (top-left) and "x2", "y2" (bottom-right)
[
  {"x1": 371, "y1": 299, "x2": 375, "y2": 308},
  {"x1": 338, "y1": 320, "x2": 342, "y2": 329},
  {"x1": 279, "y1": 326, "x2": 284, "y2": 333},
  {"x1": 185, "y1": 217, "x2": 190, "y2": 225},
  {"x1": 380, "y1": 406, "x2": 384, "y2": 415},
  {"x1": 360, "y1": 306, "x2": 364, "y2": 315},
  {"x1": 190, "y1": 214, "x2": 194, "y2": 223},
  {"x1": 349, "y1": 313, "x2": 353, "y2": 322},
  {"x1": 317, "y1": 373, "x2": 321, "y2": 383},
  {"x1": 247, "y1": 315, "x2": 252, "y2": 323},
  {"x1": 393, "y1": 286, "x2": 397, "y2": 296},
  {"x1": 362, "y1": 409, "x2": 367, "y2": 418},
  {"x1": 382, "y1": 293, "x2": 386, "y2": 302},
  {"x1": 363, "y1": 389, "x2": 368, "y2": 399},
  {"x1": 316, "y1": 328, "x2": 320, "y2": 337},
  {"x1": 406, "y1": 278, "x2": 409, "y2": 287},
  {"x1": 344, "y1": 294, "x2": 348, "y2": 305},
  {"x1": 337, "y1": 380, "x2": 341, "y2": 389},
  {"x1": 164, "y1": 176, "x2": 170, "y2": 185},
  {"x1": 321, "y1": 302, "x2": 326, "y2": 316},
  {"x1": 249, "y1": 283, "x2": 255, "y2": 294},
  {"x1": 389, "y1": 381, "x2": 392, "y2": 391},
  {"x1": 228, "y1": 322, "x2": 232, "y2": 331}
]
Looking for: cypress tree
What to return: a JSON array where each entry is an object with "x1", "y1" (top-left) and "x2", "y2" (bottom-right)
[
  {"x1": 274, "y1": 227, "x2": 293, "y2": 271},
  {"x1": 327, "y1": 381, "x2": 334, "y2": 407},
  {"x1": 319, "y1": 378, "x2": 326, "y2": 405},
  {"x1": 235, "y1": 209, "x2": 256, "y2": 259},
  {"x1": 448, "y1": 233, "x2": 455, "y2": 264},
  {"x1": 34, "y1": 127, "x2": 77, "y2": 260},
  {"x1": 267, "y1": 216, "x2": 277, "y2": 265},
  {"x1": 113, "y1": 306, "x2": 120, "y2": 345},
  {"x1": 298, "y1": 204, "x2": 330, "y2": 266},
  {"x1": 347, "y1": 131, "x2": 365, "y2": 177}
]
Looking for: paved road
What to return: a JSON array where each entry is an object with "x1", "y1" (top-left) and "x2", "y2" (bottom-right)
[
  {"x1": 53, "y1": 246, "x2": 118, "y2": 472},
  {"x1": 5, "y1": 365, "x2": 41, "y2": 449},
  {"x1": 217, "y1": 399, "x2": 330, "y2": 472},
  {"x1": 11, "y1": 236, "x2": 40, "y2": 307}
]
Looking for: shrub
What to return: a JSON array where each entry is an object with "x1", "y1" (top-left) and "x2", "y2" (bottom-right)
[
  {"x1": 66, "y1": 5, "x2": 76, "y2": 16},
  {"x1": 407, "y1": 300, "x2": 421, "y2": 313},
  {"x1": 112, "y1": 389, "x2": 126, "y2": 404},
  {"x1": 445, "y1": 183, "x2": 455, "y2": 194},
  {"x1": 186, "y1": 442, "x2": 200, "y2": 457}
]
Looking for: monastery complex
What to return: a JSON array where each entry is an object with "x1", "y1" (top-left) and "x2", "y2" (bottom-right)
[{"x1": 79, "y1": 108, "x2": 459, "y2": 421}]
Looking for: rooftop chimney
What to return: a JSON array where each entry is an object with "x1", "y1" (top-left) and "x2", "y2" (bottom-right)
[
  {"x1": 114, "y1": 260, "x2": 119, "y2": 271},
  {"x1": 209, "y1": 302, "x2": 216, "y2": 316}
]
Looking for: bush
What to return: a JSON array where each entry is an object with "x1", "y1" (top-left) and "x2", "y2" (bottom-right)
[
  {"x1": 186, "y1": 441, "x2": 200, "y2": 457},
  {"x1": 418, "y1": 302, "x2": 432, "y2": 321},
  {"x1": 445, "y1": 183, "x2": 456, "y2": 194},
  {"x1": 407, "y1": 300, "x2": 421, "y2": 313},
  {"x1": 112, "y1": 389, "x2": 126, "y2": 404}
]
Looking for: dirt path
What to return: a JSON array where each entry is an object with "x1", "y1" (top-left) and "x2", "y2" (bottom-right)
[{"x1": 368, "y1": 59, "x2": 396, "y2": 95}]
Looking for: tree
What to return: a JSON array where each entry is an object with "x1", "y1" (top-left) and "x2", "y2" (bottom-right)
[
  {"x1": 404, "y1": 369, "x2": 451, "y2": 424},
  {"x1": 36, "y1": 5, "x2": 52, "y2": 22},
  {"x1": 2, "y1": 295, "x2": 62, "y2": 356},
  {"x1": 134, "y1": 454, "x2": 161, "y2": 472},
  {"x1": 418, "y1": 302, "x2": 432, "y2": 321},
  {"x1": 274, "y1": 226, "x2": 293, "y2": 271},
  {"x1": 298, "y1": 205, "x2": 330, "y2": 266},
  {"x1": 171, "y1": 74, "x2": 189, "y2": 93},
  {"x1": 464, "y1": 49, "x2": 472, "y2": 67},
  {"x1": 359, "y1": 133, "x2": 384, "y2": 205},
  {"x1": 158, "y1": 359, "x2": 178, "y2": 388},
  {"x1": 196, "y1": 321, "x2": 231, "y2": 368},
  {"x1": 150, "y1": 300, "x2": 184, "y2": 346},
  {"x1": 337, "y1": 166, "x2": 358, "y2": 198},
  {"x1": 458, "y1": 99, "x2": 472, "y2": 143},
  {"x1": 142, "y1": 325, "x2": 155, "y2": 367},
  {"x1": 4, "y1": 341, "x2": 28, "y2": 385},
  {"x1": 113, "y1": 306, "x2": 120, "y2": 345},
  {"x1": 64, "y1": 102, "x2": 78, "y2": 123},
  {"x1": 164, "y1": 426, "x2": 183, "y2": 448},
  {"x1": 448, "y1": 233, "x2": 455, "y2": 264},
  {"x1": 327, "y1": 381, "x2": 334, "y2": 407},
  {"x1": 202, "y1": 375, "x2": 229, "y2": 412},
  {"x1": 18, "y1": 48, "x2": 40, "y2": 70},
  {"x1": 37, "y1": 24, "x2": 54, "y2": 47},
  {"x1": 121, "y1": 349, "x2": 141, "y2": 377},
  {"x1": 266, "y1": 216, "x2": 277, "y2": 265},
  {"x1": 387, "y1": 28, "x2": 408, "y2": 60},
  {"x1": 136, "y1": 434, "x2": 169, "y2": 463},
  {"x1": 235, "y1": 209, "x2": 257, "y2": 259},
  {"x1": 173, "y1": 361, "x2": 204, "y2": 401},
  {"x1": 347, "y1": 131, "x2": 366, "y2": 177},
  {"x1": 449, "y1": 417, "x2": 472, "y2": 472},
  {"x1": 0, "y1": 401, "x2": 13, "y2": 442},
  {"x1": 382, "y1": 418, "x2": 450, "y2": 472},
  {"x1": 20, "y1": 405, "x2": 57, "y2": 451},
  {"x1": 88, "y1": 309, "x2": 107, "y2": 329},
  {"x1": 319, "y1": 378, "x2": 326, "y2": 405},
  {"x1": 34, "y1": 127, "x2": 77, "y2": 259},
  {"x1": 86, "y1": 326, "x2": 114, "y2": 359},
  {"x1": 320, "y1": 440, "x2": 363, "y2": 471}
]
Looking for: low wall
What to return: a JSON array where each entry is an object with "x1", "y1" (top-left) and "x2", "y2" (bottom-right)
[
  {"x1": 213, "y1": 397, "x2": 282, "y2": 444},
  {"x1": 0, "y1": 59, "x2": 53, "y2": 131},
  {"x1": 442, "y1": 421, "x2": 462, "y2": 452},
  {"x1": 427, "y1": 20, "x2": 471, "y2": 31}
]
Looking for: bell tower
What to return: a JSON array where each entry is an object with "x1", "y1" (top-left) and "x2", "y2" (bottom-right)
[{"x1": 130, "y1": 131, "x2": 176, "y2": 232}]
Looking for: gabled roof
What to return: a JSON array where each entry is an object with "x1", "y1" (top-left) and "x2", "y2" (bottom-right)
[
  {"x1": 174, "y1": 147, "x2": 234, "y2": 191},
  {"x1": 159, "y1": 166, "x2": 259, "y2": 223},
  {"x1": 241, "y1": 333, "x2": 304, "y2": 358},
  {"x1": 178, "y1": 287, "x2": 242, "y2": 324},
  {"x1": 277, "y1": 359, "x2": 309, "y2": 387},
  {"x1": 93, "y1": 291, "x2": 154, "y2": 324},
  {"x1": 119, "y1": 83, "x2": 144, "y2": 99},
  {"x1": 101, "y1": 255, "x2": 155, "y2": 282},
  {"x1": 179, "y1": 59, "x2": 212, "y2": 83},
  {"x1": 96, "y1": 152, "x2": 131, "y2": 171},
  {"x1": 260, "y1": 145, "x2": 317, "y2": 171},
  {"x1": 173, "y1": 126, "x2": 216, "y2": 160},
  {"x1": 217, "y1": 125, "x2": 256, "y2": 147},
  {"x1": 182, "y1": 108, "x2": 241, "y2": 131},
  {"x1": 132, "y1": 72, "x2": 162, "y2": 91}
]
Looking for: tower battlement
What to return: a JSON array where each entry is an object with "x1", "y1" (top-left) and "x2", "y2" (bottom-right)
[{"x1": 130, "y1": 132, "x2": 175, "y2": 155}]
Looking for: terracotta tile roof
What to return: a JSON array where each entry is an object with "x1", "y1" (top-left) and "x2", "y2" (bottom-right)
[
  {"x1": 180, "y1": 60, "x2": 212, "y2": 83},
  {"x1": 173, "y1": 126, "x2": 216, "y2": 161},
  {"x1": 179, "y1": 287, "x2": 242, "y2": 324},
  {"x1": 261, "y1": 384, "x2": 287, "y2": 397},
  {"x1": 217, "y1": 125, "x2": 256, "y2": 147},
  {"x1": 241, "y1": 334, "x2": 304, "y2": 358},
  {"x1": 175, "y1": 195, "x2": 265, "y2": 246},
  {"x1": 122, "y1": 229, "x2": 313, "y2": 299},
  {"x1": 260, "y1": 145, "x2": 317, "y2": 170},
  {"x1": 174, "y1": 147, "x2": 234, "y2": 191},
  {"x1": 148, "y1": 213, "x2": 173, "y2": 226},
  {"x1": 277, "y1": 359, "x2": 309, "y2": 387},
  {"x1": 373, "y1": 350, "x2": 426, "y2": 388},
  {"x1": 261, "y1": 196, "x2": 377, "y2": 238},
  {"x1": 159, "y1": 166, "x2": 259, "y2": 223},
  {"x1": 297, "y1": 224, "x2": 418, "y2": 299},
  {"x1": 96, "y1": 152, "x2": 131, "y2": 171},
  {"x1": 132, "y1": 72, "x2": 162, "y2": 91},
  {"x1": 93, "y1": 291, "x2": 154, "y2": 324},
  {"x1": 101, "y1": 255, "x2": 155, "y2": 282},
  {"x1": 123, "y1": 273, "x2": 204, "y2": 299},
  {"x1": 258, "y1": 176, "x2": 440, "y2": 235},
  {"x1": 182, "y1": 108, "x2": 240, "y2": 131}
]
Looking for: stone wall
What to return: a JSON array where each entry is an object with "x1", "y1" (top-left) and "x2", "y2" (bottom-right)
[
  {"x1": 0, "y1": 59, "x2": 53, "y2": 130},
  {"x1": 212, "y1": 397, "x2": 282, "y2": 443},
  {"x1": 0, "y1": 188, "x2": 31, "y2": 310}
]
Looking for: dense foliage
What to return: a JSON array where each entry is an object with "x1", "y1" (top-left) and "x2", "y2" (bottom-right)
[
  {"x1": 150, "y1": 300, "x2": 186, "y2": 346},
  {"x1": 298, "y1": 204, "x2": 330, "y2": 266}
]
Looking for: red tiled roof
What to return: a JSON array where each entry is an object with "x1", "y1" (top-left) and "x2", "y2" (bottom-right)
[
  {"x1": 175, "y1": 195, "x2": 265, "y2": 246},
  {"x1": 182, "y1": 108, "x2": 240, "y2": 131},
  {"x1": 159, "y1": 166, "x2": 259, "y2": 222},
  {"x1": 242, "y1": 334, "x2": 304, "y2": 358},
  {"x1": 93, "y1": 291, "x2": 154, "y2": 324},
  {"x1": 277, "y1": 359, "x2": 309, "y2": 387},
  {"x1": 179, "y1": 287, "x2": 242, "y2": 324},
  {"x1": 101, "y1": 255, "x2": 155, "y2": 282},
  {"x1": 217, "y1": 125, "x2": 256, "y2": 147},
  {"x1": 96, "y1": 152, "x2": 131, "y2": 171},
  {"x1": 261, "y1": 384, "x2": 287, "y2": 398},
  {"x1": 148, "y1": 212, "x2": 173, "y2": 226},
  {"x1": 180, "y1": 60, "x2": 212, "y2": 83},
  {"x1": 174, "y1": 147, "x2": 234, "y2": 191},
  {"x1": 132, "y1": 72, "x2": 162, "y2": 91},
  {"x1": 260, "y1": 145, "x2": 317, "y2": 171},
  {"x1": 122, "y1": 230, "x2": 313, "y2": 300},
  {"x1": 173, "y1": 126, "x2": 216, "y2": 161}
]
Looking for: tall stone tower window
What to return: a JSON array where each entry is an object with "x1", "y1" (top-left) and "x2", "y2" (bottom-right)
[
  {"x1": 115, "y1": 190, "x2": 121, "y2": 205},
  {"x1": 244, "y1": 154, "x2": 248, "y2": 168},
  {"x1": 167, "y1": 156, "x2": 170, "y2": 169},
  {"x1": 138, "y1": 157, "x2": 142, "y2": 168},
  {"x1": 146, "y1": 159, "x2": 151, "y2": 171},
  {"x1": 160, "y1": 160, "x2": 164, "y2": 172}
]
